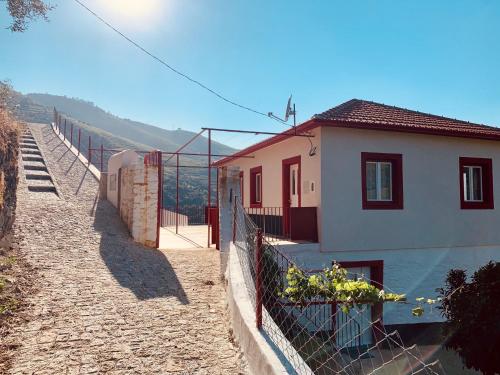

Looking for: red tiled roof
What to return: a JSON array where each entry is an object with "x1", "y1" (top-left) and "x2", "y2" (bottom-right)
[
  {"x1": 313, "y1": 99, "x2": 500, "y2": 136},
  {"x1": 215, "y1": 99, "x2": 500, "y2": 166}
]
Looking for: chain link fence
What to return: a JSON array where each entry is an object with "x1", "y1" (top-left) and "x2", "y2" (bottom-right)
[{"x1": 232, "y1": 199, "x2": 445, "y2": 375}]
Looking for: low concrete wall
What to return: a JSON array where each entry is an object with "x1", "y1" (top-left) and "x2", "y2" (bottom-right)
[
  {"x1": 226, "y1": 245, "x2": 292, "y2": 375},
  {"x1": 51, "y1": 123, "x2": 101, "y2": 181}
]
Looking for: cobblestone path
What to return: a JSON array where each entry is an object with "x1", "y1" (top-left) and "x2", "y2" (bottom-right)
[{"x1": 5, "y1": 124, "x2": 246, "y2": 374}]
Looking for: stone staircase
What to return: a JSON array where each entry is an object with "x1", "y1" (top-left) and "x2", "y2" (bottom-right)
[{"x1": 20, "y1": 128, "x2": 58, "y2": 195}]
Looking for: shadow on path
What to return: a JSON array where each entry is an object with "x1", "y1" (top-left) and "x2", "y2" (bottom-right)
[{"x1": 93, "y1": 199, "x2": 189, "y2": 304}]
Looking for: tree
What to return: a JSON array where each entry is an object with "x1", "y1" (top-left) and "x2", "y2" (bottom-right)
[
  {"x1": 2, "y1": 0, "x2": 53, "y2": 32},
  {"x1": 438, "y1": 262, "x2": 500, "y2": 375}
]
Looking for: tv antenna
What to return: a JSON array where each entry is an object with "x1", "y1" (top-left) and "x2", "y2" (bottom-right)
[
  {"x1": 268, "y1": 95, "x2": 296, "y2": 129},
  {"x1": 268, "y1": 95, "x2": 316, "y2": 156}
]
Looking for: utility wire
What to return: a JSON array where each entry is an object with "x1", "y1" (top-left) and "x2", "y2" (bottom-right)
[{"x1": 73, "y1": 0, "x2": 289, "y2": 126}]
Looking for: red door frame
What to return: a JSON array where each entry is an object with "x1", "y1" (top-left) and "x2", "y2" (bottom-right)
[
  {"x1": 282, "y1": 156, "x2": 301, "y2": 236},
  {"x1": 335, "y1": 260, "x2": 385, "y2": 342},
  {"x1": 239, "y1": 171, "x2": 244, "y2": 205}
]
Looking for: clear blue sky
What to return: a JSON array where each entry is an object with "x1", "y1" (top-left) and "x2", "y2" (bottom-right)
[{"x1": 1, "y1": 0, "x2": 500, "y2": 148}]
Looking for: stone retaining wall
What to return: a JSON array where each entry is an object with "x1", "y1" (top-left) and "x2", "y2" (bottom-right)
[{"x1": 0, "y1": 112, "x2": 19, "y2": 240}]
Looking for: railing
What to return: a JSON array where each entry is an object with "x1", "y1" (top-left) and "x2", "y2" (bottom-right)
[
  {"x1": 161, "y1": 208, "x2": 189, "y2": 227},
  {"x1": 52, "y1": 108, "x2": 117, "y2": 174},
  {"x1": 161, "y1": 205, "x2": 216, "y2": 227},
  {"x1": 245, "y1": 207, "x2": 284, "y2": 241},
  {"x1": 233, "y1": 199, "x2": 443, "y2": 375},
  {"x1": 244, "y1": 206, "x2": 318, "y2": 243}
]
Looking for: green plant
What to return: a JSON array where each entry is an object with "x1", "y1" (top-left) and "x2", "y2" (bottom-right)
[
  {"x1": 437, "y1": 262, "x2": 500, "y2": 375},
  {"x1": 0, "y1": 297, "x2": 19, "y2": 315},
  {"x1": 281, "y1": 263, "x2": 406, "y2": 313}
]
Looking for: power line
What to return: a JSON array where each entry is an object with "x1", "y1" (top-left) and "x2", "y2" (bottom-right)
[{"x1": 72, "y1": 0, "x2": 289, "y2": 126}]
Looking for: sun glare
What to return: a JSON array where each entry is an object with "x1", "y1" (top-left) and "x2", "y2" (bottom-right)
[{"x1": 98, "y1": 0, "x2": 165, "y2": 31}]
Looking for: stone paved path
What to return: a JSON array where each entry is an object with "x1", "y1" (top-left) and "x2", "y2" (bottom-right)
[{"x1": 5, "y1": 124, "x2": 246, "y2": 374}]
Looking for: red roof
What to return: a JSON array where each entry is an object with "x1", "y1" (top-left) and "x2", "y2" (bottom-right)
[{"x1": 215, "y1": 99, "x2": 500, "y2": 166}]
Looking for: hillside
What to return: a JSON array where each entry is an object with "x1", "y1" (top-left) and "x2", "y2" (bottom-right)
[
  {"x1": 26, "y1": 93, "x2": 234, "y2": 155},
  {"x1": 9, "y1": 89, "x2": 231, "y2": 206}
]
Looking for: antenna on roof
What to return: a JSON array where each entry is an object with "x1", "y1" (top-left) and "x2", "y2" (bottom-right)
[
  {"x1": 268, "y1": 95, "x2": 316, "y2": 156},
  {"x1": 268, "y1": 94, "x2": 296, "y2": 129}
]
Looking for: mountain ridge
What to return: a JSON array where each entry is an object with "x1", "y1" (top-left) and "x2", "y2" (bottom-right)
[{"x1": 25, "y1": 93, "x2": 235, "y2": 155}]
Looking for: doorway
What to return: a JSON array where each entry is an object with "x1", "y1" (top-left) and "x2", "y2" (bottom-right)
[{"x1": 282, "y1": 156, "x2": 301, "y2": 237}]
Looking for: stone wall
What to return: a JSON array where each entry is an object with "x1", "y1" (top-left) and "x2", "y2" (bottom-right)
[
  {"x1": 118, "y1": 163, "x2": 159, "y2": 248},
  {"x1": 131, "y1": 164, "x2": 158, "y2": 248},
  {"x1": 119, "y1": 167, "x2": 134, "y2": 231},
  {"x1": 0, "y1": 112, "x2": 19, "y2": 240}
]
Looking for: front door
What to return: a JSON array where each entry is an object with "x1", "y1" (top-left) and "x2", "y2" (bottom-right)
[{"x1": 282, "y1": 156, "x2": 301, "y2": 237}]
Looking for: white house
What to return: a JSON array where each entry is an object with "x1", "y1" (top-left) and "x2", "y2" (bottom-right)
[{"x1": 215, "y1": 99, "x2": 500, "y2": 339}]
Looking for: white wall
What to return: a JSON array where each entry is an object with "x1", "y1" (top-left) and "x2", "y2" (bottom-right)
[
  {"x1": 280, "y1": 245, "x2": 499, "y2": 325},
  {"x1": 224, "y1": 128, "x2": 322, "y2": 209},
  {"x1": 311, "y1": 126, "x2": 500, "y2": 324},
  {"x1": 321, "y1": 127, "x2": 500, "y2": 251},
  {"x1": 107, "y1": 150, "x2": 139, "y2": 208}
]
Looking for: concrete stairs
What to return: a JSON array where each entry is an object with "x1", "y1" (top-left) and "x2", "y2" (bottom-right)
[{"x1": 20, "y1": 129, "x2": 58, "y2": 196}]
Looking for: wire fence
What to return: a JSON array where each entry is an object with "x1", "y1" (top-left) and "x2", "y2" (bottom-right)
[
  {"x1": 52, "y1": 108, "x2": 118, "y2": 173},
  {"x1": 233, "y1": 199, "x2": 445, "y2": 375}
]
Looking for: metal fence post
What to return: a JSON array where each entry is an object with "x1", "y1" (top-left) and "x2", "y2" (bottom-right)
[
  {"x1": 78, "y1": 129, "x2": 81, "y2": 155},
  {"x1": 256, "y1": 228, "x2": 263, "y2": 329},
  {"x1": 100, "y1": 144, "x2": 104, "y2": 172},
  {"x1": 232, "y1": 196, "x2": 237, "y2": 243},
  {"x1": 176, "y1": 153, "x2": 179, "y2": 234},
  {"x1": 207, "y1": 129, "x2": 212, "y2": 248},
  {"x1": 88, "y1": 136, "x2": 92, "y2": 165},
  {"x1": 63, "y1": 119, "x2": 67, "y2": 140},
  {"x1": 70, "y1": 123, "x2": 74, "y2": 147},
  {"x1": 156, "y1": 151, "x2": 163, "y2": 249}
]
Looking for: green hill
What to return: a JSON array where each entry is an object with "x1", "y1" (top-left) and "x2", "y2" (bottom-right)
[
  {"x1": 9, "y1": 89, "x2": 233, "y2": 207},
  {"x1": 26, "y1": 93, "x2": 234, "y2": 155}
]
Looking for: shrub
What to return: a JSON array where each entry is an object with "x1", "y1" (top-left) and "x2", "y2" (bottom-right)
[{"x1": 438, "y1": 262, "x2": 500, "y2": 375}]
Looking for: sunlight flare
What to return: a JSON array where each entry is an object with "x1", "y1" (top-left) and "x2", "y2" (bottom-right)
[{"x1": 98, "y1": 0, "x2": 166, "y2": 31}]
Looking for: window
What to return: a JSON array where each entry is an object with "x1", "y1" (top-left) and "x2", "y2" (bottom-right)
[
  {"x1": 250, "y1": 166, "x2": 262, "y2": 207},
  {"x1": 255, "y1": 173, "x2": 262, "y2": 202},
  {"x1": 459, "y1": 157, "x2": 493, "y2": 209},
  {"x1": 361, "y1": 153, "x2": 403, "y2": 209},
  {"x1": 463, "y1": 166, "x2": 482, "y2": 202},
  {"x1": 366, "y1": 162, "x2": 392, "y2": 201}
]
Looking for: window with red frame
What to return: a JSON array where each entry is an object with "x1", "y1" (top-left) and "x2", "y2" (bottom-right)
[
  {"x1": 459, "y1": 157, "x2": 494, "y2": 209},
  {"x1": 361, "y1": 153, "x2": 403, "y2": 209},
  {"x1": 250, "y1": 166, "x2": 262, "y2": 207}
]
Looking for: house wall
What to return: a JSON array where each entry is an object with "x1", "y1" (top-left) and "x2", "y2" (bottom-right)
[
  {"x1": 321, "y1": 127, "x2": 500, "y2": 251},
  {"x1": 280, "y1": 245, "x2": 499, "y2": 325},
  {"x1": 223, "y1": 128, "x2": 322, "y2": 209},
  {"x1": 312, "y1": 126, "x2": 500, "y2": 324}
]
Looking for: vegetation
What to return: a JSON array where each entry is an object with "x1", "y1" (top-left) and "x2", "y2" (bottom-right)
[
  {"x1": 3, "y1": 0, "x2": 53, "y2": 32},
  {"x1": 9, "y1": 91, "x2": 234, "y2": 206},
  {"x1": 437, "y1": 262, "x2": 500, "y2": 375},
  {"x1": 27, "y1": 94, "x2": 235, "y2": 155},
  {"x1": 282, "y1": 263, "x2": 406, "y2": 313}
]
